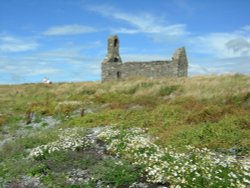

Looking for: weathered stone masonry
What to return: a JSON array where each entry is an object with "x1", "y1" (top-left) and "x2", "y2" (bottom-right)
[{"x1": 101, "y1": 35, "x2": 188, "y2": 82}]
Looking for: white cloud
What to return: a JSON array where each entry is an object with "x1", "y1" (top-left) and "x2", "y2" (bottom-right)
[
  {"x1": 88, "y1": 4, "x2": 250, "y2": 60},
  {"x1": 226, "y1": 38, "x2": 250, "y2": 55},
  {"x1": 112, "y1": 28, "x2": 140, "y2": 34},
  {"x1": 173, "y1": 0, "x2": 195, "y2": 15},
  {"x1": 242, "y1": 25, "x2": 250, "y2": 32},
  {"x1": 0, "y1": 54, "x2": 61, "y2": 83},
  {"x1": 88, "y1": 5, "x2": 187, "y2": 37},
  {"x1": 188, "y1": 56, "x2": 250, "y2": 76},
  {"x1": 188, "y1": 30, "x2": 250, "y2": 58},
  {"x1": 0, "y1": 43, "x2": 103, "y2": 84},
  {"x1": 0, "y1": 35, "x2": 38, "y2": 52},
  {"x1": 188, "y1": 64, "x2": 209, "y2": 75},
  {"x1": 39, "y1": 50, "x2": 80, "y2": 59},
  {"x1": 27, "y1": 68, "x2": 61, "y2": 76},
  {"x1": 43, "y1": 24, "x2": 97, "y2": 36}
]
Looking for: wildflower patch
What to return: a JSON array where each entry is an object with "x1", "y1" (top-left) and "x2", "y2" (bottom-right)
[
  {"x1": 29, "y1": 128, "x2": 91, "y2": 159},
  {"x1": 97, "y1": 127, "x2": 250, "y2": 187}
]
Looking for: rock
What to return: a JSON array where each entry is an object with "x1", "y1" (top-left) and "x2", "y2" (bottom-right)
[
  {"x1": 67, "y1": 169, "x2": 90, "y2": 184},
  {"x1": 129, "y1": 182, "x2": 149, "y2": 188},
  {"x1": 78, "y1": 177, "x2": 83, "y2": 182}
]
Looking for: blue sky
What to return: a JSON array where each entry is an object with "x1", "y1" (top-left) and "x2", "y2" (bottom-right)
[{"x1": 0, "y1": 0, "x2": 250, "y2": 84}]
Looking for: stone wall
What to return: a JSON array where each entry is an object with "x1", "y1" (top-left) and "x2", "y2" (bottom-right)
[
  {"x1": 101, "y1": 35, "x2": 188, "y2": 82},
  {"x1": 102, "y1": 60, "x2": 179, "y2": 82}
]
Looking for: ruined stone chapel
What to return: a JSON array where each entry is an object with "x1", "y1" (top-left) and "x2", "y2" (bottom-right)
[{"x1": 101, "y1": 35, "x2": 188, "y2": 82}]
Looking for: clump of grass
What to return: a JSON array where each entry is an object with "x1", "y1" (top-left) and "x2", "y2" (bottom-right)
[
  {"x1": 158, "y1": 85, "x2": 179, "y2": 96},
  {"x1": 234, "y1": 116, "x2": 250, "y2": 130},
  {"x1": 79, "y1": 88, "x2": 96, "y2": 95},
  {"x1": 26, "y1": 97, "x2": 57, "y2": 116},
  {"x1": 54, "y1": 102, "x2": 82, "y2": 116},
  {"x1": 185, "y1": 104, "x2": 224, "y2": 124},
  {"x1": 37, "y1": 150, "x2": 101, "y2": 173},
  {"x1": 0, "y1": 114, "x2": 7, "y2": 127},
  {"x1": 64, "y1": 109, "x2": 124, "y2": 128},
  {"x1": 94, "y1": 92, "x2": 130, "y2": 104},
  {"x1": 132, "y1": 95, "x2": 159, "y2": 107},
  {"x1": 28, "y1": 163, "x2": 50, "y2": 177},
  {"x1": 91, "y1": 158, "x2": 139, "y2": 187}
]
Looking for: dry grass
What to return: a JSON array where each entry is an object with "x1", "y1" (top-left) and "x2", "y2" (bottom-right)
[{"x1": 0, "y1": 74, "x2": 249, "y2": 153}]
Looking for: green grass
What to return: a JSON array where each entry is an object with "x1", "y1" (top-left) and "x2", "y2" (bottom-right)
[
  {"x1": 0, "y1": 74, "x2": 249, "y2": 187},
  {"x1": 1, "y1": 75, "x2": 249, "y2": 152},
  {"x1": 91, "y1": 158, "x2": 139, "y2": 187},
  {"x1": 171, "y1": 115, "x2": 250, "y2": 152}
]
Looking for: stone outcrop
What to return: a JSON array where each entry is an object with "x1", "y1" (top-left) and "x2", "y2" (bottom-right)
[{"x1": 101, "y1": 35, "x2": 188, "y2": 82}]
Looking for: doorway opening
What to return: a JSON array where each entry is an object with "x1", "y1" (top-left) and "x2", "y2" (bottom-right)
[{"x1": 116, "y1": 71, "x2": 121, "y2": 79}]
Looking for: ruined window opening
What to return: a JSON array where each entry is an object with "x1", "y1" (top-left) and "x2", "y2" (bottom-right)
[
  {"x1": 114, "y1": 57, "x2": 118, "y2": 62},
  {"x1": 114, "y1": 38, "x2": 118, "y2": 47},
  {"x1": 117, "y1": 71, "x2": 121, "y2": 79}
]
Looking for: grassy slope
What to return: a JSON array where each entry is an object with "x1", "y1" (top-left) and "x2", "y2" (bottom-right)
[
  {"x1": 0, "y1": 74, "x2": 249, "y2": 154},
  {"x1": 0, "y1": 74, "x2": 250, "y2": 187}
]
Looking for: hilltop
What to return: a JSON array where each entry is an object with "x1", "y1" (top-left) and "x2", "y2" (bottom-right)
[{"x1": 0, "y1": 74, "x2": 249, "y2": 187}]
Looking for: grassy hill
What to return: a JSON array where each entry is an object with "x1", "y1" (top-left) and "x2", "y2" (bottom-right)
[{"x1": 0, "y1": 74, "x2": 249, "y2": 187}]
